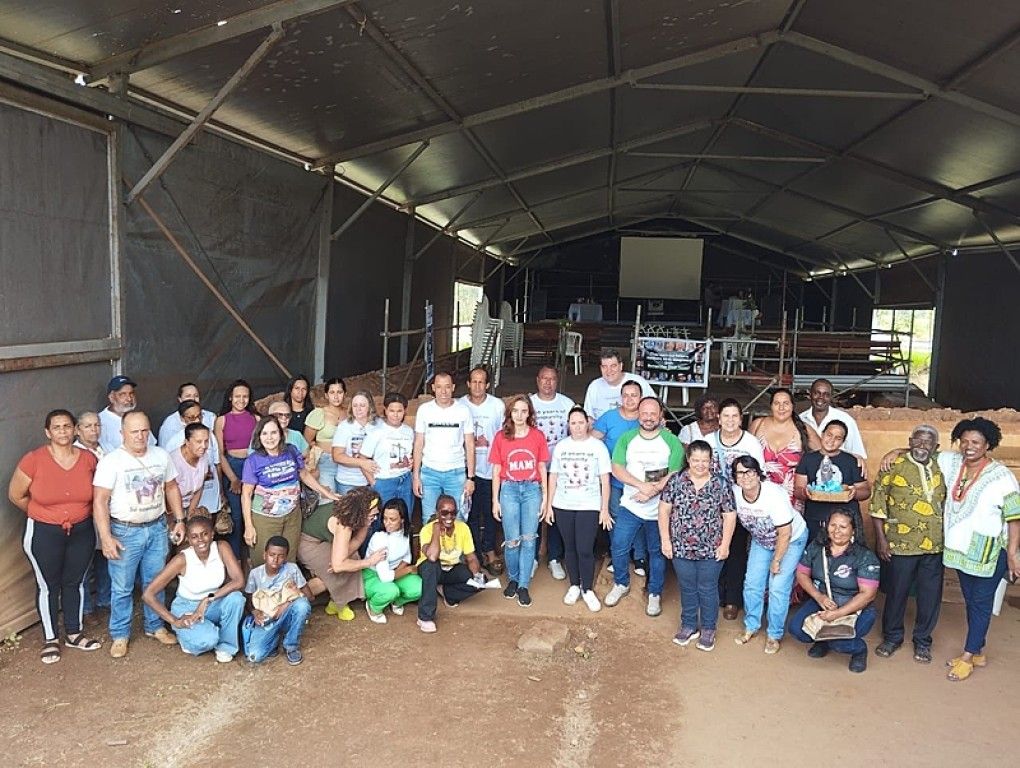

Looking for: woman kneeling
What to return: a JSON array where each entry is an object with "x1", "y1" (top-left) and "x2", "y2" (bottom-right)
[
  {"x1": 788, "y1": 510, "x2": 879, "y2": 673},
  {"x1": 143, "y1": 516, "x2": 245, "y2": 662}
]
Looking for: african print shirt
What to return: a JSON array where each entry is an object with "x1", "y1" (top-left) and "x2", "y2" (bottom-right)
[{"x1": 870, "y1": 455, "x2": 946, "y2": 556}]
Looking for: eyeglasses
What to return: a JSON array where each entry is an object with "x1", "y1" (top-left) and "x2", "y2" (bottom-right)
[
  {"x1": 273, "y1": 413, "x2": 292, "y2": 420},
  {"x1": 734, "y1": 469, "x2": 757, "y2": 477}
]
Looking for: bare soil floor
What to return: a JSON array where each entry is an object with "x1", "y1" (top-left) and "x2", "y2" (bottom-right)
[{"x1": 3, "y1": 561, "x2": 1018, "y2": 768}]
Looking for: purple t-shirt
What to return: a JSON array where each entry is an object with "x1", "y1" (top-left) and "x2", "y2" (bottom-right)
[{"x1": 242, "y1": 446, "x2": 304, "y2": 518}]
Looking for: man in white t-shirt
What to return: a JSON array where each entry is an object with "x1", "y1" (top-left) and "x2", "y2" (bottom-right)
[
  {"x1": 93, "y1": 411, "x2": 185, "y2": 658},
  {"x1": 413, "y1": 372, "x2": 475, "y2": 524},
  {"x1": 98, "y1": 375, "x2": 156, "y2": 454},
  {"x1": 798, "y1": 378, "x2": 868, "y2": 459},
  {"x1": 157, "y1": 382, "x2": 216, "y2": 448},
  {"x1": 361, "y1": 392, "x2": 416, "y2": 520},
  {"x1": 582, "y1": 349, "x2": 655, "y2": 420},
  {"x1": 530, "y1": 365, "x2": 575, "y2": 580},
  {"x1": 460, "y1": 366, "x2": 507, "y2": 572},
  {"x1": 606, "y1": 397, "x2": 685, "y2": 617}
]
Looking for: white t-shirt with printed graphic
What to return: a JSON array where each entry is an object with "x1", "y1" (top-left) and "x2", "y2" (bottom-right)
[
  {"x1": 460, "y1": 394, "x2": 506, "y2": 480},
  {"x1": 360, "y1": 422, "x2": 415, "y2": 480},
  {"x1": 732, "y1": 480, "x2": 806, "y2": 549},
  {"x1": 414, "y1": 399, "x2": 473, "y2": 472},
  {"x1": 93, "y1": 446, "x2": 178, "y2": 524},
  {"x1": 550, "y1": 436, "x2": 611, "y2": 511},
  {"x1": 332, "y1": 419, "x2": 379, "y2": 487},
  {"x1": 530, "y1": 392, "x2": 575, "y2": 453}
]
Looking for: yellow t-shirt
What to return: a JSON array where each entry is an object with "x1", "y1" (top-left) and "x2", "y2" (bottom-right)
[{"x1": 417, "y1": 520, "x2": 475, "y2": 569}]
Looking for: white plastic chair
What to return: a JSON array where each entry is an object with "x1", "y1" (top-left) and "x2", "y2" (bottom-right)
[{"x1": 564, "y1": 331, "x2": 583, "y2": 375}]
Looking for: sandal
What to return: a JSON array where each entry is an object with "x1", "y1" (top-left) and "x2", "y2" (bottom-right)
[
  {"x1": 40, "y1": 641, "x2": 61, "y2": 664},
  {"x1": 912, "y1": 646, "x2": 933, "y2": 664},
  {"x1": 946, "y1": 654, "x2": 986, "y2": 668},
  {"x1": 65, "y1": 633, "x2": 102, "y2": 652},
  {"x1": 946, "y1": 657, "x2": 974, "y2": 682},
  {"x1": 734, "y1": 630, "x2": 758, "y2": 645}
]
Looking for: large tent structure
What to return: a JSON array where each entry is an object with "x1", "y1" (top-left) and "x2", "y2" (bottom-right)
[{"x1": 0, "y1": 1, "x2": 1018, "y2": 633}]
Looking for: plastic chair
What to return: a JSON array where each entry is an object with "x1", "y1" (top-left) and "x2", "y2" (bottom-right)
[{"x1": 564, "y1": 331, "x2": 583, "y2": 375}]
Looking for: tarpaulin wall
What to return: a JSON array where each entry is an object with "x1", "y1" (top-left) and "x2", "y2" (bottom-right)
[
  {"x1": 0, "y1": 98, "x2": 116, "y2": 636},
  {"x1": 121, "y1": 126, "x2": 326, "y2": 410}
]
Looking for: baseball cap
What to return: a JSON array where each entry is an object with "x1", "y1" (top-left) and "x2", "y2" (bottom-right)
[{"x1": 107, "y1": 375, "x2": 138, "y2": 393}]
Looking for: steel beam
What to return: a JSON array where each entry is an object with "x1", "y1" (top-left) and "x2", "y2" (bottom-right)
[
  {"x1": 413, "y1": 192, "x2": 483, "y2": 260},
  {"x1": 0, "y1": 36, "x2": 87, "y2": 75},
  {"x1": 400, "y1": 207, "x2": 416, "y2": 364},
  {"x1": 831, "y1": 251, "x2": 876, "y2": 301},
  {"x1": 944, "y1": 25, "x2": 1020, "y2": 89},
  {"x1": 330, "y1": 140, "x2": 429, "y2": 240},
  {"x1": 606, "y1": 0, "x2": 622, "y2": 223},
  {"x1": 125, "y1": 24, "x2": 285, "y2": 205},
  {"x1": 408, "y1": 119, "x2": 716, "y2": 208},
  {"x1": 628, "y1": 151, "x2": 825, "y2": 163},
  {"x1": 312, "y1": 31, "x2": 778, "y2": 167},
  {"x1": 883, "y1": 229, "x2": 937, "y2": 292},
  {"x1": 89, "y1": 0, "x2": 354, "y2": 82},
  {"x1": 488, "y1": 197, "x2": 677, "y2": 245},
  {"x1": 632, "y1": 83, "x2": 925, "y2": 99},
  {"x1": 974, "y1": 213, "x2": 1020, "y2": 275},
  {"x1": 730, "y1": 118, "x2": 1020, "y2": 226},
  {"x1": 781, "y1": 31, "x2": 1020, "y2": 129}
]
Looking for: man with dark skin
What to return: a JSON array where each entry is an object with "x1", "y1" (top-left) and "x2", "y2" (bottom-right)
[
  {"x1": 416, "y1": 494, "x2": 485, "y2": 633},
  {"x1": 799, "y1": 379, "x2": 868, "y2": 472}
]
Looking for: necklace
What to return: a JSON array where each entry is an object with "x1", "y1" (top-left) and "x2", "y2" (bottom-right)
[{"x1": 952, "y1": 458, "x2": 989, "y2": 502}]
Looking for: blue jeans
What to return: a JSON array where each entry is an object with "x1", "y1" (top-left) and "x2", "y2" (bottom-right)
[
  {"x1": 316, "y1": 451, "x2": 339, "y2": 497},
  {"x1": 420, "y1": 465, "x2": 467, "y2": 524},
  {"x1": 83, "y1": 550, "x2": 111, "y2": 613},
  {"x1": 335, "y1": 481, "x2": 368, "y2": 496},
  {"x1": 957, "y1": 549, "x2": 1008, "y2": 654},
  {"x1": 789, "y1": 599, "x2": 877, "y2": 656},
  {"x1": 373, "y1": 473, "x2": 414, "y2": 522},
  {"x1": 673, "y1": 557, "x2": 725, "y2": 631},
  {"x1": 607, "y1": 484, "x2": 647, "y2": 561},
  {"x1": 611, "y1": 505, "x2": 665, "y2": 595},
  {"x1": 170, "y1": 591, "x2": 245, "y2": 657},
  {"x1": 500, "y1": 480, "x2": 542, "y2": 589},
  {"x1": 222, "y1": 455, "x2": 245, "y2": 560},
  {"x1": 743, "y1": 529, "x2": 809, "y2": 639},
  {"x1": 107, "y1": 518, "x2": 170, "y2": 640},
  {"x1": 242, "y1": 596, "x2": 312, "y2": 662}
]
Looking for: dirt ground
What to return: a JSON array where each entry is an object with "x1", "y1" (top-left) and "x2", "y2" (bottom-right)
[{"x1": 3, "y1": 559, "x2": 1018, "y2": 768}]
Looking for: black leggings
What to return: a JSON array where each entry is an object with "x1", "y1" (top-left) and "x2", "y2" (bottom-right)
[
  {"x1": 555, "y1": 508, "x2": 599, "y2": 591},
  {"x1": 22, "y1": 518, "x2": 95, "y2": 641}
]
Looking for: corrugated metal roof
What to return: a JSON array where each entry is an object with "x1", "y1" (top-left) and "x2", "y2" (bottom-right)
[{"x1": 0, "y1": 0, "x2": 1017, "y2": 275}]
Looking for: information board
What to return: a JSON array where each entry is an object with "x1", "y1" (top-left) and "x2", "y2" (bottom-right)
[{"x1": 633, "y1": 337, "x2": 710, "y2": 388}]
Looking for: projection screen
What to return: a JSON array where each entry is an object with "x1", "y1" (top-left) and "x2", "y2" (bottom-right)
[{"x1": 619, "y1": 237, "x2": 704, "y2": 299}]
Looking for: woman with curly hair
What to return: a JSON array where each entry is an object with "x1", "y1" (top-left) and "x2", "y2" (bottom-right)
[
  {"x1": 489, "y1": 395, "x2": 549, "y2": 608},
  {"x1": 298, "y1": 486, "x2": 384, "y2": 622},
  {"x1": 939, "y1": 417, "x2": 1020, "y2": 681}
]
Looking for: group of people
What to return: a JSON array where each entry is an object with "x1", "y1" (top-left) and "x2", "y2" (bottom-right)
[{"x1": 9, "y1": 357, "x2": 1020, "y2": 681}]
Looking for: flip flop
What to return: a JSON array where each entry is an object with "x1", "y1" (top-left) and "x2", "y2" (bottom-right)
[{"x1": 946, "y1": 654, "x2": 986, "y2": 668}]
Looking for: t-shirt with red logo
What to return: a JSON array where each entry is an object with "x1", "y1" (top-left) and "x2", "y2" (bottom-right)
[{"x1": 488, "y1": 428, "x2": 550, "y2": 483}]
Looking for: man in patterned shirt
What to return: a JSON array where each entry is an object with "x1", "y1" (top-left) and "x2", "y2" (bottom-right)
[{"x1": 870, "y1": 424, "x2": 946, "y2": 663}]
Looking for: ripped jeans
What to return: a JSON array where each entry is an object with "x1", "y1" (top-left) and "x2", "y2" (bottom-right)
[{"x1": 499, "y1": 479, "x2": 542, "y2": 589}]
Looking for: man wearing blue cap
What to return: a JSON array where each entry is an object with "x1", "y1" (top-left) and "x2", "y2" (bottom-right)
[{"x1": 99, "y1": 375, "x2": 155, "y2": 454}]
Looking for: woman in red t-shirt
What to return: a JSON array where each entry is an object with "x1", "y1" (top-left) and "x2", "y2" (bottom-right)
[
  {"x1": 489, "y1": 396, "x2": 549, "y2": 607},
  {"x1": 8, "y1": 409, "x2": 101, "y2": 663}
]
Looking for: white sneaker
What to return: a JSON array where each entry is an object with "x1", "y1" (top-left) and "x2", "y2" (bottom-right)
[
  {"x1": 604, "y1": 583, "x2": 630, "y2": 607},
  {"x1": 646, "y1": 594, "x2": 662, "y2": 617},
  {"x1": 367, "y1": 606, "x2": 388, "y2": 624},
  {"x1": 390, "y1": 604, "x2": 404, "y2": 616},
  {"x1": 549, "y1": 560, "x2": 567, "y2": 580},
  {"x1": 214, "y1": 650, "x2": 233, "y2": 663},
  {"x1": 563, "y1": 585, "x2": 582, "y2": 605},
  {"x1": 582, "y1": 590, "x2": 602, "y2": 613}
]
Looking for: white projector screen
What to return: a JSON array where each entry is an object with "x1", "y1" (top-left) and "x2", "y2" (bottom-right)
[{"x1": 619, "y1": 237, "x2": 704, "y2": 299}]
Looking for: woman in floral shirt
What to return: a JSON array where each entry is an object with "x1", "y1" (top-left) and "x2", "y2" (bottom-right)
[{"x1": 658, "y1": 440, "x2": 737, "y2": 652}]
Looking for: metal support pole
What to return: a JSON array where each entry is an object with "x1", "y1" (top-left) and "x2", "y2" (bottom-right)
[
  {"x1": 108, "y1": 124, "x2": 125, "y2": 376},
  {"x1": 381, "y1": 298, "x2": 390, "y2": 394},
  {"x1": 331, "y1": 140, "x2": 430, "y2": 241},
  {"x1": 314, "y1": 182, "x2": 333, "y2": 382},
  {"x1": 905, "y1": 309, "x2": 915, "y2": 406},
  {"x1": 126, "y1": 23, "x2": 284, "y2": 205},
  {"x1": 828, "y1": 276, "x2": 838, "y2": 330},
  {"x1": 928, "y1": 252, "x2": 948, "y2": 400},
  {"x1": 400, "y1": 207, "x2": 415, "y2": 363},
  {"x1": 413, "y1": 191, "x2": 483, "y2": 261},
  {"x1": 631, "y1": 304, "x2": 642, "y2": 369}
]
